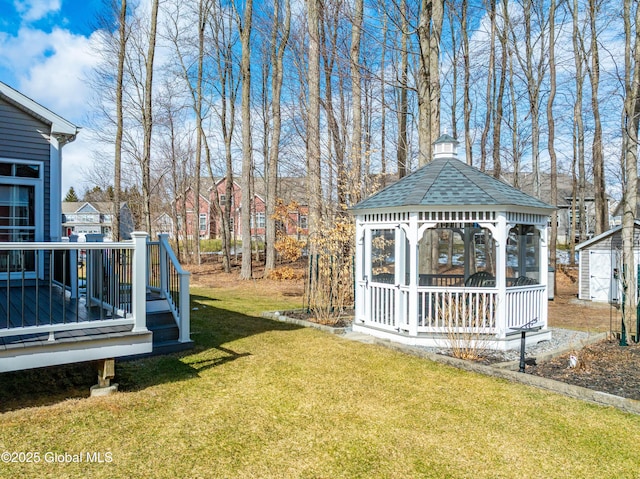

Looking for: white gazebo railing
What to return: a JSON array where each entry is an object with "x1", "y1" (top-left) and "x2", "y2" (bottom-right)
[{"x1": 367, "y1": 281, "x2": 547, "y2": 335}]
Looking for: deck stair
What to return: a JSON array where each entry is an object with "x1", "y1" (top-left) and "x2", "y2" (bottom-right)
[{"x1": 146, "y1": 293, "x2": 193, "y2": 355}]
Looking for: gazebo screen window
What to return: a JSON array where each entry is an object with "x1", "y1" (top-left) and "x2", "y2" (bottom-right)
[
  {"x1": 473, "y1": 230, "x2": 496, "y2": 275},
  {"x1": 506, "y1": 226, "x2": 540, "y2": 284},
  {"x1": 371, "y1": 229, "x2": 396, "y2": 284}
]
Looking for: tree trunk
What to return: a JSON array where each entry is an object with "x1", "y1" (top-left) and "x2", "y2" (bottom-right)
[
  {"x1": 239, "y1": 0, "x2": 254, "y2": 280},
  {"x1": 462, "y1": 0, "x2": 472, "y2": 166},
  {"x1": 306, "y1": 0, "x2": 323, "y2": 236},
  {"x1": 588, "y1": 0, "x2": 608, "y2": 235},
  {"x1": 622, "y1": 0, "x2": 640, "y2": 341},
  {"x1": 480, "y1": 0, "x2": 495, "y2": 172},
  {"x1": 547, "y1": 0, "x2": 558, "y2": 293},
  {"x1": 265, "y1": 0, "x2": 291, "y2": 275},
  {"x1": 417, "y1": 0, "x2": 444, "y2": 166},
  {"x1": 397, "y1": 0, "x2": 409, "y2": 178},
  {"x1": 350, "y1": 0, "x2": 363, "y2": 203},
  {"x1": 493, "y1": 0, "x2": 507, "y2": 179},
  {"x1": 141, "y1": 0, "x2": 159, "y2": 234},
  {"x1": 113, "y1": 0, "x2": 127, "y2": 242}
]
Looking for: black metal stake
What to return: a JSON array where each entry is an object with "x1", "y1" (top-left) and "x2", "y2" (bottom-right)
[{"x1": 518, "y1": 330, "x2": 527, "y2": 373}]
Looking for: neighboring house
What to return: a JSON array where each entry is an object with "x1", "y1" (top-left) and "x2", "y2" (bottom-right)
[
  {"x1": 0, "y1": 81, "x2": 191, "y2": 378},
  {"x1": 62, "y1": 201, "x2": 135, "y2": 240},
  {"x1": 610, "y1": 181, "x2": 640, "y2": 226},
  {"x1": 575, "y1": 221, "x2": 640, "y2": 303},
  {"x1": 154, "y1": 212, "x2": 174, "y2": 238},
  {"x1": 177, "y1": 176, "x2": 309, "y2": 242},
  {"x1": 500, "y1": 172, "x2": 610, "y2": 245}
]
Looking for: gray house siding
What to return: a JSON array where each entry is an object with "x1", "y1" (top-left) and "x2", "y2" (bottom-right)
[{"x1": 0, "y1": 98, "x2": 52, "y2": 242}]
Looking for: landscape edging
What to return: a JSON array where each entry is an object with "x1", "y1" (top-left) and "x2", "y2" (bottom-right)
[
  {"x1": 376, "y1": 339, "x2": 640, "y2": 416},
  {"x1": 262, "y1": 311, "x2": 349, "y2": 335}
]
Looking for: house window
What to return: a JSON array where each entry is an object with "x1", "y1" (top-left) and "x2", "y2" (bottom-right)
[
  {"x1": 0, "y1": 159, "x2": 44, "y2": 274},
  {"x1": 253, "y1": 212, "x2": 265, "y2": 229},
  {"x1": 220, "y1": 195, "x2": 233, "y2": 206},
  {"x1": 299, "y1": 215, "x2": 308, "y2": 230},
  {"x1": 199, "y1": 213, "x2": 207, "y2": 231}
]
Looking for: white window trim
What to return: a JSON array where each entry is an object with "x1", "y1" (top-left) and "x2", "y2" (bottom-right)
[{"x1": 0, "y1": 157, "x2": 45, "y2": 279}]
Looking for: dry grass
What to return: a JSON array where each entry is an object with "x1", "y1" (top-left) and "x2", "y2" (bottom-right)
[{"x1": 1, "y1": 271, "x2": 640, "y2": 478}]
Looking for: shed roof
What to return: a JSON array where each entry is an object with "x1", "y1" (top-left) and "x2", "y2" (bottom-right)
[
  {"x1": 352, "y1": 157, "x2": 555, "y2": 211},
  {"x1": 575, "y1": 220, "x2": 640, "y2": 251}
]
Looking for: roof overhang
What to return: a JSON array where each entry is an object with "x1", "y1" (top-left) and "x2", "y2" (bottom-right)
[
  {"x1": 0, "y1": 81, "x2": 79, "y2": 142},
  {"x1": 575, "y1": 220, "x2": 640, "y2": 250}
]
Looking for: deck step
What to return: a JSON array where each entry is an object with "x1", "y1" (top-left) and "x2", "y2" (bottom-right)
[
  {"x1": 151, "y1": 340, "x2": 194, "y2": 356},
  {"x1": 146, "y1": 311, "x2": 179, "y2": 344}
]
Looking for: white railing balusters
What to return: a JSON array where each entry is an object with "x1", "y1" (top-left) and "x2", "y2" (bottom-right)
[{"x1": 0, "y1": 237, "x2": 148, "y2": 340}]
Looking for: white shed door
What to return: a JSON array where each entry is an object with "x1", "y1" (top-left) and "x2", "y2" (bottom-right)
[{"x1": 589, "y1": 251, "x2": 612, "y2": 302}]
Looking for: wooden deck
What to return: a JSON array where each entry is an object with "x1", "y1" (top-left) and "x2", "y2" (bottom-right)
[{"x1": 0, "y1": 283, "x2": 126, "y2": 331}]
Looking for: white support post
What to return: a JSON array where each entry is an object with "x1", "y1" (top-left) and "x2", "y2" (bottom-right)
[
  {"x1": 539, "y1": 224, "x2": 549, "y2": 329},
  {"x1": 495, "y1": 214, "x2": 508, "y2": 338},
  {"x1": 179, "y1": 271, "x2": 191, "y2": 342},
  {"x1": 158, "y1": 234, "x2": 169, "y2": 295},
  {"x1": 394, "y1": 227, "x2": 402, "y2": 329},
  {"x1": 131, "y1": 231, "x2": 148, "y2": 332},
  {"x1": 408, "y1": 213, "x2": 418, "y2": 336},
  {"x1": 355, "y1": 220, "x2": 365, "y2": 323},
  {"x1": 363, "y1": 227, "x2": 372, "y2": 325}
]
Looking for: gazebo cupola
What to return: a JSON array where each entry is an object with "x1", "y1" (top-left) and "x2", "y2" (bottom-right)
[
  {"x1": 433, "y1": 133, "x2": 459, "y2": 160},
  {"x1": 350, "y1": 134, "x2": 555, "y2": 350}
]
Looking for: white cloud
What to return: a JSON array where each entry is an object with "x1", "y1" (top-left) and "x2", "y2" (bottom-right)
[
  {"x1": 0, "y1": 25, "x2": 105, "y2": 192},
  {"x1": 13, "y1": 0, "x2": 61, "y2": 22}
]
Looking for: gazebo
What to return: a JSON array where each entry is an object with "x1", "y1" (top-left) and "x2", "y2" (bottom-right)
[{"x1": 351, "y1": 135, "x2": 555, "y2": 350}]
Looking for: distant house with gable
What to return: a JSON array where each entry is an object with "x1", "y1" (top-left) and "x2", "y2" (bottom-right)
[
  {"x1": 62, "y1": 201, "x2": 135, "y2": 240},
  {"x1": 177, "y1": 176, "x2": 309, "y2": 242}
]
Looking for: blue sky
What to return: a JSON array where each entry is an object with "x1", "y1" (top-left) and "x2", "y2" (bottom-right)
[{"x1": 0, "y1": 0, "x2": 105, "y2": 193}]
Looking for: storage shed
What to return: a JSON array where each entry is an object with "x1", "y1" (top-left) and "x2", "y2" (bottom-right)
[{"x1": 576, "y1": 220, "x2": 640, "y2": 303}]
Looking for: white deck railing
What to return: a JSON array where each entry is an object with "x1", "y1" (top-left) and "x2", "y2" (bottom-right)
[
  {"x1": 147, "y1": 234, "x2": 191, "y2": 343},
  {"x1": 0, "y1": 232, "x2": 148, "y2": 340}
]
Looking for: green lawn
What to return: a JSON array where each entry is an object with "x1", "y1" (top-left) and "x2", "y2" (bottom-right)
[{"x1": 0, "y1": 285, "x2": 639, "y2": 478}]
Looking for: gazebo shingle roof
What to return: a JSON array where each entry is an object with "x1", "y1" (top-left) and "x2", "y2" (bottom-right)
[{"x1": 352, "y1": 158, "x2": 554, "y2": 211}]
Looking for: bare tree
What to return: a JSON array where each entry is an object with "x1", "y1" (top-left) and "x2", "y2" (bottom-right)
[
  {"x1": 416, "y1": 0, "x2": 444, "y2": 166},
  {"x1": 397, "y1": 0, "x2": 409, "y2": 177},
  {"x1": 307, "y1": 0, "x2": 323, "y2": 235},
  {"x1": 547, "y1": 0, "x2": 558, "y2": 288},
  {"x1": 510, "y1": 0, "x2": 547, "y2": 198},
  {"x1": 492, "y1": 0, "x2": 507, "y2": 179},
  {"x1": 621, "y1": 0, "x2": 640, "y2": 342},
  {"x1": 236, "y1": 0, "x2": 254, "y2": 279},
  {"x1": 461, "y1": 0, "x2": 472, "y2": 166},
  {"x1": 140, "y1": 0, "x2": 160, "y2": 234},
  {"x1": 480, "y1": 0, "x2": 495, "y2": 172},
  {"x1": 569, "y1": 0, "x2": 587, "y2": 253},
  {"x1": 588, "y1": 0, "x2": 608, "y2": 235},
  {"x1": 350, "y1": 0, "x2": 363, "y2": 203},
  {"x1": 265, "y1": 0, "x2": 291, "y2": 275},
  {"x1": 114, "y1": 0, "x2": 128, "y2": 242}
]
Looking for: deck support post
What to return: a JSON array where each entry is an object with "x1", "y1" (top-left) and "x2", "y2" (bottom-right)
[
  {"x1": 131, "y1": 232, "x2": 148, "y2": 333},
  {"x1": 90, "y1": 358, "x2": 118, "y2": 397}
]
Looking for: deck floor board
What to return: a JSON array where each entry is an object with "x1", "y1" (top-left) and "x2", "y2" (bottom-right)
[{"x1": 0, "y1": 284, "x2": 128, "y2": 331}]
